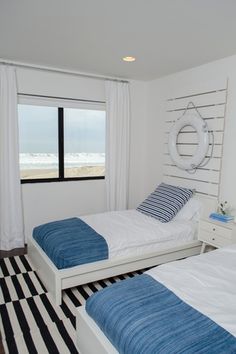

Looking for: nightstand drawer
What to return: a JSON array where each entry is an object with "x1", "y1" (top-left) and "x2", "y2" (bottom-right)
[
  {"x1": 200, "y1": 220, "x2": 232, "y2": 240},
  {"x1": 199, "y1": 230, "x2": 231, "y2": 247}
]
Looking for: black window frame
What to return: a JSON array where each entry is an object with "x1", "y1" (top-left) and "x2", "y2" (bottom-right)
[{"x1": 20, "y1": 106, "x2": 105, "y2": 184}]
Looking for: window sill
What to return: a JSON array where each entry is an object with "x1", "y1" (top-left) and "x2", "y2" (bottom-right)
[{"x1": 21, "y1": 176, "x2": 105, "y2": 184}]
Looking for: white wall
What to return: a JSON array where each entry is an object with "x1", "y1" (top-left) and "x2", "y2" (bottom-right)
[
  {"x1": 17, "y1": 68, "x2": 106, "y2": 101},
  {"x1": 19, "y1": 53, "x2": 236, "y2": 238},
  {"x1": 146, "y1": 54, "x2": 236, "y2": 212},
  {"x1": 22, "y1": 180, "x2": 106, "y2": 237},
  {"x1": 16, "y1": 68, "x2": 147, "y2": 237}
]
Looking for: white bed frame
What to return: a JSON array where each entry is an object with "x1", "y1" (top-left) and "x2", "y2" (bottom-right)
[
  {"x1": 28, "y1": 238, "x2": 201, "y2": 305},
  {"x1": 28, "y1": 195, "x2": 217, "y2": 305},
  {"x1": 76, "y1": 306, "x2": 118, "y2": 354},
  {"x1": 28, "y1": 195, "x2": 216, "y2": 306}
]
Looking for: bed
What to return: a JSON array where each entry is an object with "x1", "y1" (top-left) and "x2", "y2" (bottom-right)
[
  {"x1": 76, "y1": 243, "x2": 236, "y2": 354},
  {"x1": 28, "y1": 187, "x2": 215, "y2": 305}
]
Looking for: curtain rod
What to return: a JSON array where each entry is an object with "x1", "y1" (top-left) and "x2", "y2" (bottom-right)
[
  {"x1": 0, "y1": 58, "x2": 130, "y2": 83},
  {"x1": 18, "y1": 92, "x2": 105, "y2": 104}
]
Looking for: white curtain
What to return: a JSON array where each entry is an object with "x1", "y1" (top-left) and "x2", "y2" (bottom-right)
[
  {"x1": 105, "y1": 80, "x2": 130, "y2": 211},
  {"x1": 0, "y1": 65, "x2": 24, "y2": 250}
]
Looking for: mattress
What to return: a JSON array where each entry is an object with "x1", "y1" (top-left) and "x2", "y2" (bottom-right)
[
  {"x1": 147, "y1": 244, "x2": 236, "y2": 337},
  {"x1": 33, "y1": 209, "x2": 197, "y2": 269},
  {"x1": 86, "y1": 274, "x2": 236, "y2": 354},
  {"x1": 81, "y1": 209, "x2": 197, "y2": 259},
  {"x1": 85, "y1": 244, "x2": 236, "y2": 353}
]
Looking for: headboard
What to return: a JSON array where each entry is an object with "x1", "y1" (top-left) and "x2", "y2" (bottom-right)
[{"x1": 163, "y1": 77, "x2": 228, "y2": 200}]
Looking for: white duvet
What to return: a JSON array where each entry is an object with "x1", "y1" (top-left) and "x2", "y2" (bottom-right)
[
  {"x1": 147, "y1": 244, "x2": 236, "y2": 337},
  {"x1": 81, "y1": 209, "x2": 197, "y2": 259}
]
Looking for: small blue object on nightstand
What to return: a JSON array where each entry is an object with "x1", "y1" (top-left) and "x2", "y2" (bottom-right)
[{"x1": 209, "y1": 213, "x2": 234, "y2": 223}]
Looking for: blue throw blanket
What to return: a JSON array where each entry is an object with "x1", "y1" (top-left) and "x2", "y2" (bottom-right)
[
  {"x1": 33, "y1": 218, "x2": 108, "y2": 269},
  {"x1": 86, "y1": 274, "x2": 236, "y2": 354}
]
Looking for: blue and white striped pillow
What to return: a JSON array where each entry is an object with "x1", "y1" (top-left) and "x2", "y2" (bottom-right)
[{"x1": 137, "y1": 183, "x2": 193, "y2": 223}]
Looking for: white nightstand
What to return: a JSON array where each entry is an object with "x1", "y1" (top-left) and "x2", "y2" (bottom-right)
[{"x1": 198, "y1": 218, "x2": 236, "y2": 253}]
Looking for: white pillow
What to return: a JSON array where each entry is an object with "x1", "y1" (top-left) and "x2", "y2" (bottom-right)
[{"x1": 173, "y1": 197, "x2": 202, "y2": 222}]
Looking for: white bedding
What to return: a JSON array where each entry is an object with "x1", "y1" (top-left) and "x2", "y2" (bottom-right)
[
  {"x1": 81, "y1": 209, "x2": 197, "y2": 259},
  {"x1": 147, "y1": 244, "x2": 236, "y2": 337}
]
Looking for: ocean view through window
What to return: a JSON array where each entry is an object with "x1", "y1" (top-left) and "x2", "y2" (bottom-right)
[
  {"x1": 64, "y1": 108, "x2": 105, "y2": 178},
  {"x1": 18, "y1": 100, "x2": 106, "y2": 182}
]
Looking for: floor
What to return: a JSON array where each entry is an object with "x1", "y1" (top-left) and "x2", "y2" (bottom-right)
[
  {"x1": 0, "y1": 246, "x2": 27, "y2": 354},
  {"x1": 0, "y1": 246, "x2": 145, "y2": 353}
]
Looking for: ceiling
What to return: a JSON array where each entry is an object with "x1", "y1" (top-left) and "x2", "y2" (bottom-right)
[{"x1": 1, "y1": 0, "x2": 236, "y2": 81}]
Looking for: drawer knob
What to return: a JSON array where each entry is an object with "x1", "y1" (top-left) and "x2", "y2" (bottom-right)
[
  {"x1": 212, "y1": 237, "x2": 215, "y2": 241},
  {"x1": 213, "y1": 228, "x2": 216, "y2": 231}
]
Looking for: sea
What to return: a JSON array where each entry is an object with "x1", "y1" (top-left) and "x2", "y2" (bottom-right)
[{"x1": 20, "y1": 153, "x2": 105, "y2": 170}]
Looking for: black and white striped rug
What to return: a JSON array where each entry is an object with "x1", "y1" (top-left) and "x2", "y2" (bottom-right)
[{"x1": 0, "y1": 255, "x2": 144, "y2": 354}]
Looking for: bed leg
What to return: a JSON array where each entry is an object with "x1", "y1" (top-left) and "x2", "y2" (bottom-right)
[
  {"x1": 200, "y1": 242, "x2": 206, "y2": 254},
  {"x1": 55, "y1": 291, "x2": 62, "y2": 306},
  {"x1": 53, "y1": 278, "x2": 62, "y2": 306}
]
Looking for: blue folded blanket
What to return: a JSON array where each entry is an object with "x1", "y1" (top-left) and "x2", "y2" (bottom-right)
[
  {"x1": 86, "y1": 274, "x2": 236, "y2": 354},
  {"x1": 209, "y1": 213, "x2": 234, "y2": 222},
  {"x1": 33, "y1": 218, "x2": 108, "y2": 269}
]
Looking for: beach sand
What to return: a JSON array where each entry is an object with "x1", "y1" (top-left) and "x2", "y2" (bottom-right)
[{"x1": 21, "y1": 166, "x2": 105, "y2": 179}]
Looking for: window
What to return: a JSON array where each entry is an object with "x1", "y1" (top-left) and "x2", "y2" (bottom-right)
[
  {"x1": 64, "y1": 108, "x2": 105, "y2": 178},
  {"x1": 19, "y1": 105, "x2": 59, "y2": 179},
  {"x1": 18, "y1": 98, "x2": 106, "y2": 183}
]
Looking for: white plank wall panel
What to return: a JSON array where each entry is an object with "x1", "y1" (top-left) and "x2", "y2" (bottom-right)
[
  {"x1": 164, "y1": 165, "x2": 220, "y2": 184},
  {"x1": 164, "y1": 176, "x2": 219, "y2": 197},
  {"x1": 164, "y1": 144, "x2": 223, "y2": 158},
  {"x1": 167, "y1": 91, "x2": 226, "y2": 112},
  {"x1": 165, "y1": 118, "x2": 224, "y2": 132},
  {"x1": 164, "y1": 155, "x2": 221, "y2": 171},
  {"x1": 167, "y1": 77, "x2": 227, "y2": 100},
  {"x1": 166, "y1": 105, "x2": 225, "y2": 121},
  {"x1": 163, "y1": 78, "x2": 228, "y2": 198},
  {"x1": 164, "y1": 131, "x2": 223, "y2": 145}
]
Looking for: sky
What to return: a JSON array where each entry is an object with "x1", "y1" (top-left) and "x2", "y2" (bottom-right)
[{"x1": 18, "y1": 105, "x2": 106, "y2": 154}]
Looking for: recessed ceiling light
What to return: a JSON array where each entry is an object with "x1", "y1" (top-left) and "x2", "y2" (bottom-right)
[{"x1": 122, "y1": 56, "x2": 136, "y2": 62}]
